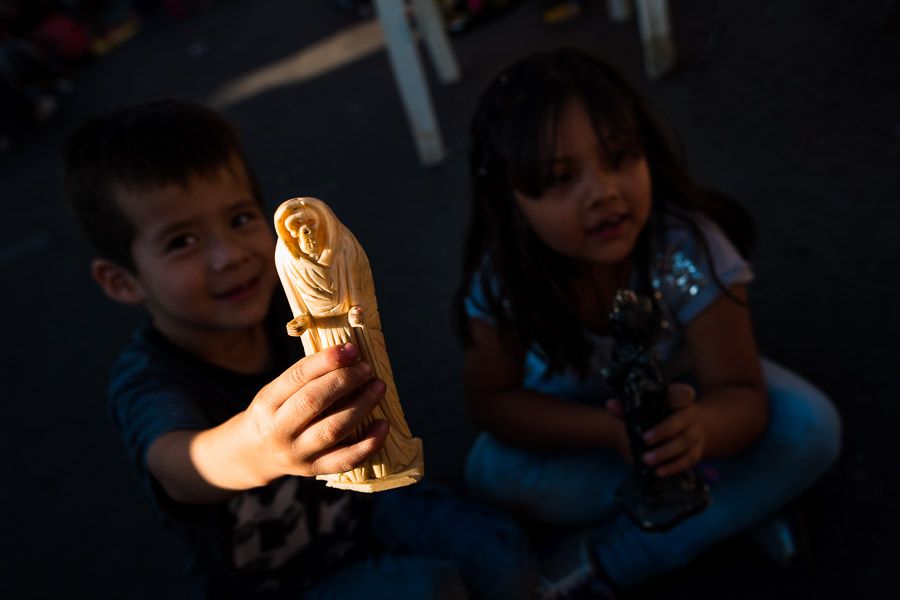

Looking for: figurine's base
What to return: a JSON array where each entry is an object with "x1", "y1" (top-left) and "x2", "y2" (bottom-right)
[
  {"x1": 317, "y1": 438, "x2": 424, "y2": 493},
  {"x1": 616, "y1": 470, "x2": 710, "y2": 533}
]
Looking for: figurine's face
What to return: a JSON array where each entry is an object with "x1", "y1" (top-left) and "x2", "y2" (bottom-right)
[
  {"x1": 514, "y1": 96, "x2": 652, "y2": 267},
  {"x1": 284, "y1": 209, "x2": 322, "y2": 261},
  {"x1": 118, "y1": 156, "x2": 278, "y2": 340}
]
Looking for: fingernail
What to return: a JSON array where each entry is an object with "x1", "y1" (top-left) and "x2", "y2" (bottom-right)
[
  {"x1": 643, "y1": 431, "x2": 656, "y2": 443},
  {"x1": 341, "y1": 343, "x2": 358, "y2": 359},
  {"x1": 643, "y1": 451, "x2": 656, "y2": 464},
  {"x1": 359, "y1": 361, "x2": 372, "y2": 376},
  {"x1": 370, "y1": 379, "x2": 385, "y2": 395}
]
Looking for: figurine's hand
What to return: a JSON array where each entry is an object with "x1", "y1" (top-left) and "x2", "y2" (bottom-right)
[
  {"x1": 286, "y1": 315, "x2": 312, "y2": 337},
  {"x1": 348, "y1": 306, "x2": 365, "y2": 328},
  {"x1": 242, "y1": 343, "x2": 390, "y2": 480},
  {"x1": 640, "y1": 383, "x2": 705, "y2": 477}
]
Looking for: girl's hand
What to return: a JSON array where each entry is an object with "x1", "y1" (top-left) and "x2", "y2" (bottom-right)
[
  {"x1": 604, "y1": 397, "x2": 634, "y2": 465},
  {"x1": 640, "y1": 383, "x2": 705, "y2": 477}
]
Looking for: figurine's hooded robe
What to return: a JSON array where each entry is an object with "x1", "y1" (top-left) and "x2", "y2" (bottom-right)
[{"x1": 274, "y1": 198, "x2": 418, "y2": 484}]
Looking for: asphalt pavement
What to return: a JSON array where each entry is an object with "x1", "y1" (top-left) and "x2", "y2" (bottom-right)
[{"x1": 2, "y1": 0, "x2": 898, "y2": 597}]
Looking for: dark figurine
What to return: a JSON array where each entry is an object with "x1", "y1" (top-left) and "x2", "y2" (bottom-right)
[{"x1": 602, "y1": 289, "x2": 710, "y2": 532}]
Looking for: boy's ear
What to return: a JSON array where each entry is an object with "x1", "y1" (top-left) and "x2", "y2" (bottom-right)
[{"x1": 91, "y1": 258, "x2": 145, "y2": 305}]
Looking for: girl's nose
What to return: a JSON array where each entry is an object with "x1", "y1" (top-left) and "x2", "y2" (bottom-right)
[
  {"x1": 209, "y1": 234, "x2": 248, "y2": 271},
  {"x1": 584, "y1": 166, "x2": 616, "y2": 207}
]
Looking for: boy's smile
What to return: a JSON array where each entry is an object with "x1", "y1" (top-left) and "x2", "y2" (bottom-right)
[{"x1": 116, "y1": 157, "x2": 278, "y2": 345}]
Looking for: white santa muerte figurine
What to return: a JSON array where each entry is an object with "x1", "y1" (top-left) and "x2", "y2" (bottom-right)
[{"x1": 274, "y1": 197, "x2": 424, "y2": 492}]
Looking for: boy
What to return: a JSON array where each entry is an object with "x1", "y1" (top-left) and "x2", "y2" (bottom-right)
[{"x1": 63, "y1": 98, "x2": 534, "y2": 599}]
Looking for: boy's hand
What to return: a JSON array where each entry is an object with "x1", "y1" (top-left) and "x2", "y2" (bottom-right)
[
  {"x1": 245, "y1": 343, "x2": 389, "y2": 482},
  {"x1": 640, "y1": 383, "x2": 705, "y2": 477}
]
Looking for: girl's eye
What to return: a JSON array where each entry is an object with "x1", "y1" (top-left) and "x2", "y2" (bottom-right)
[
  {"x1": 544, "y1": 169, "x2": 574, "y2": 189},
  {"x1": 553, "y1": 171, "x2": 574, "y2": 185},
  {"x1": 608, "y1": 144, "x2": 642, "y2": 169},
  {"x1": 166, "y1": 233, "x2": 198, "y2": 252}
]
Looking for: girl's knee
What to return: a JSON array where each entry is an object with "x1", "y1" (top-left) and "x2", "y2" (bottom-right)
[
  {"x1": 465, "y1": 434, "x2": 626, "y2": 525},
  {"x1": 762, "y1": 360, "x2": 842, "y2": 475},
  {"x1": 464, "y1": 434, "x2": 534, "y2": 505}
]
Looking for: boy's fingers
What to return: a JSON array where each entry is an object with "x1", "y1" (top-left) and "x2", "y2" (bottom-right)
[
  {"x1": 261, "y1": 343, "x2": 363, "y2": 411},
  {"x1": 295, "y1": 378, "x2": 386, "y2": 451},
  {"x1": 276, "y1": 360, "x2": 375, "y2": 433},
  {"x1": 304, "y1": 420, "x2": 390, "y2": 477}
]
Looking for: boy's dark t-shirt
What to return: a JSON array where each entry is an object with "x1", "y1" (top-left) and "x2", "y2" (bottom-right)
[{"x1": 108, "y1": 304, "x2": 374, "y2": 597}]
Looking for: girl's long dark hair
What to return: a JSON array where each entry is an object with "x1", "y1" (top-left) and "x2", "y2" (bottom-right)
[{"x1": 452, "y1": 47, "x2": 755, "y2": 376}]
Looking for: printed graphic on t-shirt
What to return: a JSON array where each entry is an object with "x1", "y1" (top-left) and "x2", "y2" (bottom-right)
[{"x1": 228, "y1": 477, "x2": 357, "y2": 573}]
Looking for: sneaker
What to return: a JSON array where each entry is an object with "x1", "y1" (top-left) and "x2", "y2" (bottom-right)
[
  {"x1": 536, "y1": 532, "x2": 617, "y2": 599},
  {"x1": 747, "y1": 507, "x2": 808, "y2": 570}
]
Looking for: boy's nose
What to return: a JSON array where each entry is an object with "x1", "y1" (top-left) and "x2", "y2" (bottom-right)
[{"x1": 208, "y1": 235, "x2": 248, "y2": 271}]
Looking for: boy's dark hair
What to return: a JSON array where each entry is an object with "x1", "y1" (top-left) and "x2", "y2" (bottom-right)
[
  {"x1": 62, "y1": 97, "x2": 263, "y2": 272},
  {"x1": 453, "y1": 46, "x2": 755, "y2": 376}
]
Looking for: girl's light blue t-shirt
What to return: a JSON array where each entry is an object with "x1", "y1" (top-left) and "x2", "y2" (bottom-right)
[{"x1": 464, "y1": 210, "x2": 754, "y2": 405}]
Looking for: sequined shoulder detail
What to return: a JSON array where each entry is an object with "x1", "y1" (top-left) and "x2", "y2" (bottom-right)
[
  {"x1": 649, "y1": 209, "x2": 753, "y2": 327},
  {"x1": 652, "y1": 249, "x2": 708, "y2": 299}
]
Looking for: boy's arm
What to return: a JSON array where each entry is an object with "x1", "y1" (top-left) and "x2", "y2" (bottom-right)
[{"x1": 146, "y1": 343, "x2": 390, "y2": 504}]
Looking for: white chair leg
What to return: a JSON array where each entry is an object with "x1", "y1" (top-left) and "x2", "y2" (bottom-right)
[
  {"x1": 410, "y1": 0, "x2": 461, "y2": 85},
  {"x1": 635, "y1": 0, "x2": 676, "y2": 79},
  {"x1": 373, "y1": 0, "x2": 446, "y2": 166},
  {"x1": 607, "y1": 0, "x2": 633, "y2": 22}
]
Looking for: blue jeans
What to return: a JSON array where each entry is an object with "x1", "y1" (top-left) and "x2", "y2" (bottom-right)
[
  {"x1": 301, "y1": 483, "x2": 537, "y2": 599},
  {"x1": 464, "y1": 358, "x2": 841, "y2": 589}
]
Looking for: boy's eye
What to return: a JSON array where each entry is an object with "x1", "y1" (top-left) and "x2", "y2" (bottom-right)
[
  {"x1": 166, "y1": 233, "x2": 198, "y2": 252},
  {"x1": 231, "y1": 210, "x2": 259, "y2": 228}
]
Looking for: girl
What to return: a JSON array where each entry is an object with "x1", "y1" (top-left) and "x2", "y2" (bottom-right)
[{"x1": 453, "y1": 47, "x2": 841, "y2": 596}]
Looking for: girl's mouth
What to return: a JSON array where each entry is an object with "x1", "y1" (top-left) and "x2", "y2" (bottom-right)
[
  {"x1": 589, "y1": 214, "x2": 627, "y2": 240},
  {"x1": 214, "y1": 276, "x2": 261, "y2": 301}
]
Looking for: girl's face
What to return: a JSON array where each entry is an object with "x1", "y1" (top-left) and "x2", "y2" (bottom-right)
[{"x1": 514, "y1": 96, "x2": 652, "y2": 268}]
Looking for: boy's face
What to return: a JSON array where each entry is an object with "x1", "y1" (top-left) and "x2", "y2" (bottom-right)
[{"x1": 116, "y1": 157, "x2": 278, "y2": 341}]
